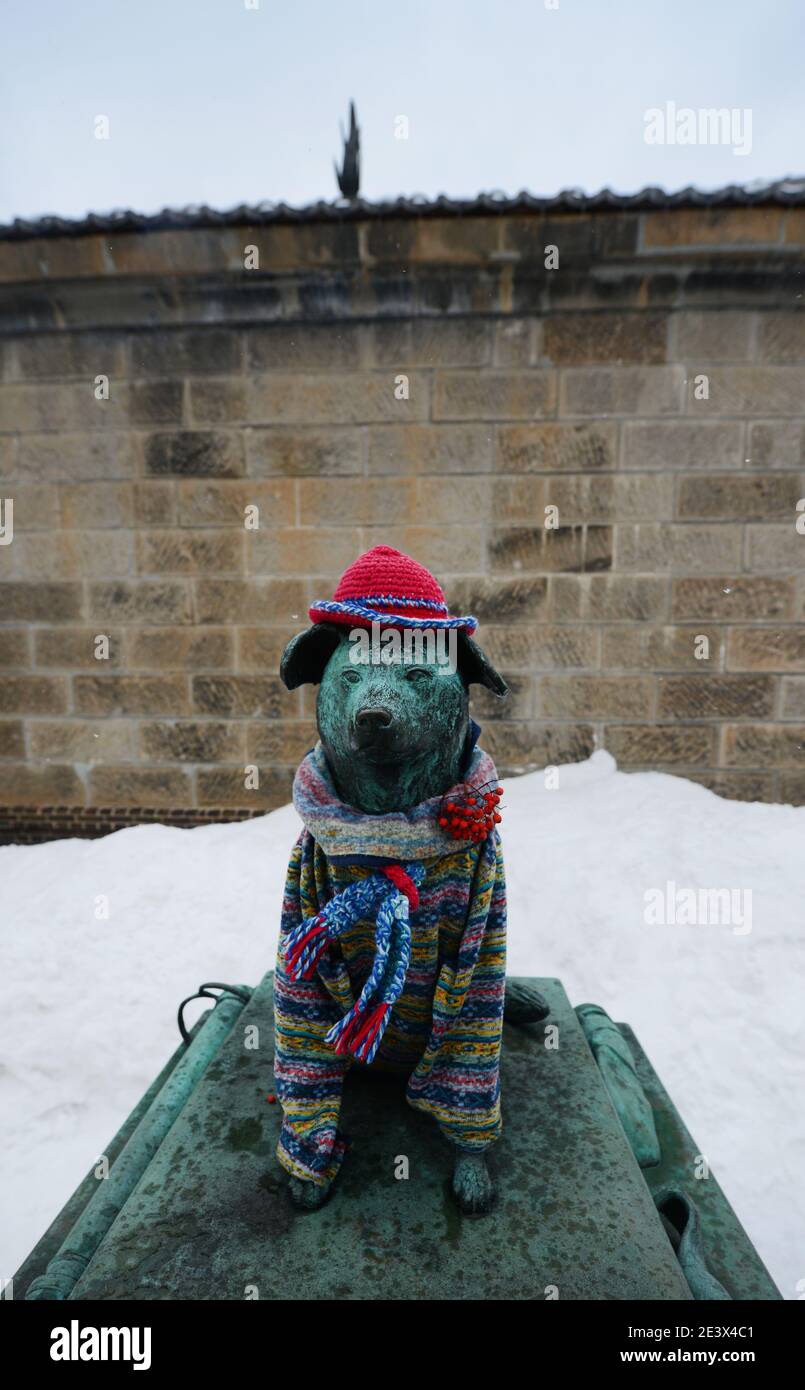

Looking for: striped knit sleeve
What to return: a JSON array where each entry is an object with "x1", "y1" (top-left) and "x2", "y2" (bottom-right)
[
  {"x1": 273, "y1": 834, "x2": 351, "y2": 1186},
  {"x1": 406, "y1": 833, "x2": 506, "y2": 1151}
]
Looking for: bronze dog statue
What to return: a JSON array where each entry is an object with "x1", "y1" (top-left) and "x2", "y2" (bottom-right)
[{"x1": 273, "y1": 547, "x2": 546, "y2": 1213}]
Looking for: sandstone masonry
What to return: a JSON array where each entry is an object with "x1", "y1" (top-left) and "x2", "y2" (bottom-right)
[{"x1": 0, "y1": 196, "x2": 804, "y2": 836}]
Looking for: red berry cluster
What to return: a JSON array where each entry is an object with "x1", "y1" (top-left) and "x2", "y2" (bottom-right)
[{"x1": 438, "y1": 783, "x2": 504, "y2": 842}]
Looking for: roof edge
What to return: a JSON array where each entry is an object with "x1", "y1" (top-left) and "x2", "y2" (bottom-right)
[{"x1": 2, "y1": 178, "x2": 805, "y2": 241}]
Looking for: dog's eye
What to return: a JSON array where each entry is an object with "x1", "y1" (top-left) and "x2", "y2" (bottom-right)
[
  {"x1": 341, "y1": 669, "x2": 361, "y2": 684},
  {"x1": 404, "y1": 667, "x2": 432, "y2": 681}
]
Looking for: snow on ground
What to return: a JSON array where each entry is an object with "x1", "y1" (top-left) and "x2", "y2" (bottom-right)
[{"x1": 1, "y1": 751, "x2": 803, "y2": 1297}]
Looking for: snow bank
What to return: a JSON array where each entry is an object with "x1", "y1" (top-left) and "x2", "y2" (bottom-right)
[{"x1": 1, "y1": 751, "x2": 802, "y2": 1297}]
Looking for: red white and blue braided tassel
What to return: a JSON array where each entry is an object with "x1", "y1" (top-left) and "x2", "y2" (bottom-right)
[{"x1": 283, "y1": 862, "x2": 423, "y2": 1065}]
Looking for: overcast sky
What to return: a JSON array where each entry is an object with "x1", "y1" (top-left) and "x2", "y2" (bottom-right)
[{"x1": 2, "y1": 0, "x2": 803, "y2": 223}]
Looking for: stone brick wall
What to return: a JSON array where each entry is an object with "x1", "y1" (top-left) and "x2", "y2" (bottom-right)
[{"x1": 1, "y1": 199, "x2": 804, "y2": 836}]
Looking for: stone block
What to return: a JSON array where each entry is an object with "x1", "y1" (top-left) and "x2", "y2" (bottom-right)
[
  {"x1": 687, "y1": 368, "x2": 805, "y2": 415},
  {"x1": 247, "y1": 428, "x2": 363, "y2": 477},
  {"x1": 87, "y1": 580, "x2": 192, "y2": 625},
  {"x1": 191, "y1": 675, "x2": 286, "y2": 718},
  {"x1": 74, "y1": 674, "x2": 189, "y2": 716},
  {"x1": 298, "y1": 478, "x2": 416, "y2": 526},
  {"x1": 89, "y1": 765, "x2": 192, "y2": 807},
  {"x1": 551, "y1": 574, "x2": 668, "y2": 622},
  {"x1": 434, "y1": 370, "x2": 556, "y2": 421},
  {"x1": 436, "y1": 576, "x2": 550, "y2": 625},
  {"x1": 488, "y1": 524, "x2": 612, "y2": 573},
  {"x1": 247, "y1": 373, "x2": 430, "y2": 425},
  {"x1": 29, "y1": 719, "x2": 134, "y2": 762},
  {"x1": 721, "y1": 723, "x2": 805, "y2": 768},
  {"x1": 0, "y1": 763, "x2": 85, "y2": 804},
  {"x1": 671, "y1": 576, "x2": 794, "y2": 622},
  {"x1": 59, "y1": 482, "x2": 134, "y2": 529},
  {"x1": 246, "y1": 720, "x2": 319, "y2": 764},
  {"x1": 367, "y1": 425, "x2": 493, "y2": 475},
  {"x1": 604, "y1": 723, "x2": 715, "y2": 765},
  {"x1": 125, "y1": 626, "x2": 233, "y2": 671},
  {"x1": 194, "y1": 578, "x2": 307, "y2": 625},
  {"x1": 246, "y1": 526, "x2": 365, "y2": 575},
  {"x1": 0, "y1": 675, "x2": 68, "y2": 714},
  {"x1": 757, "y1": 314, "x2": 805, "y2": 362},
  {"x1": 622, "y1": 420, "x2": 742, "y2": 471},
  {"x1": 139, "y1": 720, "x2": 244, "y2": 762},
  {"x1": 726, "y1": 628, "x2": 805, "y2": 672},
  {"x1": 34, "y1": 629, "x2": 124, "y2": 669},
  {"x1": 16, "y1": 432, "x2": 135, "y2": 482},
  {"x1": 0, "y1": 719, "x2": 25, "y2": 758},
  {"x1": 136, "y1": 529, "x2": 244, "y2": 575},
  {"x1": 677, "y1": 473, "x2": 798, "y2": 520},
  {"x1": 748, "y1": 422, "x2": 805, "y2": 468},
  {"x1": 658, "y1": 675, "x2": 775, "y2": 720},
  {"x1": 543, "y1": 312, "x2": 667, "y2": 365},
  {"x1": 495, "y1": 422, "x2": 617, "y2": 473},
  {"x1": 480, "y1": 721, "x2": 596, "y2": 770},
  {"x1": 367, "y1": 319, "x2": 491, "y2": 367},
  {"x1": 128, "y1": 328, "x2": 242, "y2": 378},
  {"x1": 0, "y1": 581, "x2": 83, "y2": 622},
  {"x1": 0, "y1": 631, "x2": 30, "y2": 668},
  {"x1": 561, "y1": 366, "x2": 685, "y2": 416},
  {"x1": 143, "y1": 431, "x2": 245, "y2": 478},
  {"x1": 746, "y1": 525, "x2": 805, "y2": 571},
  {"x1": 195, "y1": 765, "x2": 294, "y2": 808},
  {"x1": 176, "y1": 479, "x2": 294, "y2": 527},
  {"x1": 616, "y1": 522, "x2": 742, "y2": 572},
  {"x1": 540, "y1": 674, "x2": 653, "y2": 718},
  {"x1": 602, "y1": 625, "x2": 723, "y2": 670}
]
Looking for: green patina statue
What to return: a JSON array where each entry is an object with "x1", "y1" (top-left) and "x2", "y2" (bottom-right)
[
  {"x1": 15, "y1": 565, "x2": 781, "y2": 1299},
  {"x1": 316, "y1": 635, "x2": 470, "y2": 814},
  {"x1": 273, "y1": 546, "x2": 546, "y2": 1215}
]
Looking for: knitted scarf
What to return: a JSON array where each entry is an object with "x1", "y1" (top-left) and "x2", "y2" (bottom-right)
[{"x1": 273, "y1": 742, "x2": 507, "y2": 1187}]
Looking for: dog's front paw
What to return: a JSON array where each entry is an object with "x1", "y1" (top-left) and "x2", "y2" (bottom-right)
[
  {"x1": 452, "y1": 1152, "x2": 495, "y2": 1215},
  {"x1": 288, "y1": 1176, "x2": 331, "y2": 1211}
]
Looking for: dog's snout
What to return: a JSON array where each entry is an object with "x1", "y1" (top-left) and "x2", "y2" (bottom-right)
[{"x1": 355, "y1": 706, "x2": 393, "y2": 733}]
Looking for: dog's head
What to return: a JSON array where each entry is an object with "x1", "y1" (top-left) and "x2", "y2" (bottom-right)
[{"x1": 280, "y1": 623, "x2": 506, "y2": 814}]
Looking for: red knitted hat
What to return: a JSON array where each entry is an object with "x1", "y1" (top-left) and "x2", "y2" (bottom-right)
[{"x1": 308, "y1": 545, "x2": 477, "y2": 634}]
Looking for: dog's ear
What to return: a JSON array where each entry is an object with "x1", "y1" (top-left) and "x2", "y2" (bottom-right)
[
  {"x1": 280, "y1": 624, "x2": 343, "y2": 690},
  {"x1": 456, "y1": 631, "x2": 508, "y2": 697}
]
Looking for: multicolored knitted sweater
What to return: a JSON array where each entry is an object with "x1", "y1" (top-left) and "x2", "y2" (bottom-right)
[{"x1": 273, "y1": 742, "x2": 507, "y2": 1187}]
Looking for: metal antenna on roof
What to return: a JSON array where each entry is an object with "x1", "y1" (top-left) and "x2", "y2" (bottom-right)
[{"x1": 334, "y1": 102, "x2": 360, "y2": 199}]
